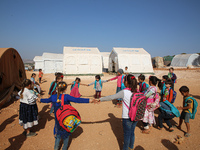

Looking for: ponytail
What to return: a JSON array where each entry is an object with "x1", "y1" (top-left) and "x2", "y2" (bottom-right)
[
  {"x1": 20, "y1": 79, "x2": 32, "y2": 99},
  {"x1": 149, "y1": 76, "x2": 162, "y2": 88},
  {"x1": 56, "y1": 81, "x2": 67, "y2": 101},
  {"x1": 124, "y1": 74, "x2": 137, "y2": 93}
]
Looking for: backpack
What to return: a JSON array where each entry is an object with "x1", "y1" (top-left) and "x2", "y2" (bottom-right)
[
  {"x1": 185, "y1": 97, "x2": 198, "y2": 119},
  {"x1": 169, "y1": 88, "x2": 177, "y2": 103},
  {"x1": 123, "y1": 92, "x2": 147, "y2": 121},
  {"x1": 142, "y1": 82, "x2": 149, "y2": 92},
  {"x1": 49, "y1": 81, "x2": 57, "y2": 95},
  {"x1": 121, "y1": 75, "x2": 126, "y2": 90},
  {"x1": 159, "y1": 100, "x2": 180, "y2": 117},
  {"x1": 56, "y1": 94, "x2": 81, "y2": 133}
]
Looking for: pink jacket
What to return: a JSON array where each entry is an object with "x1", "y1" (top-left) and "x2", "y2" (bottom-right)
[{"x1": 110, "y1": 75, "x2": 123, "y2": 87}]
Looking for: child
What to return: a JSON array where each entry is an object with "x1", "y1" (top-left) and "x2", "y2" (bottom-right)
[
  {"x1": 162, "y1": 79, "x2": 173, "y2": 103},
  {"x1": 69, "y1": 77, "x2": 87, "y2": 98},
  {"x1": 18, "y1": 79, "x2": 39, "y2": 137},
  {"x1": 138, "y1": 74, "x2": 149, "y2": 93},
  {"x1": 99, "y1": 74, "x2": 138, "y2": 150},
  {"x1": 142, "y1": 76, "x2": 161, "y2": 134},
  {"x1": 38, "y1": 69, "x2": 43, "y2": 84},
  {"x1": 177, "y1": 86, "x2": 194, "y2": 137},
  {"x1": 40, "y1": 81, "x2": 96, "y2": 150},
  {"x1": 49, "y1": 74, "x2": 64, "y2": 114},
  {"x1": 158, "y1": 101, "x2": 175, "y2": 132},
  {"x1": 30, "y1": 73, "x2": 41, "y2": 93},
  {"x1": 124, "y1": 66, "x2": 129, "y2": 74},
  {"x1": 88, "y1": 75, "x2": 108, "y2": 99},
  {"x1": 108, "y1": 69, "x2": 125, "y2": 106},
  {"x1": 160, "y1": 75, "x2": 169, "y2": 101},
  {"x1": 168, "y1": 67, "x2": 177, "y2": 90}
]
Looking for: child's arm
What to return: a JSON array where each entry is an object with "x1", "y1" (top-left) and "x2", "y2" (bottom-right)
[
  {"x1": 79, "y1": 83, "x2": 89, "y2": 86},
  {"x1": 177, "y1": 104, "x2": 191, "y2": 110},
  {"x1": 66, "y1": 95, "x2": 90, "y2": 103},
  {"x1": 40, "y1": 96, "x2": 53, "y2": 103},
  {"x1": 107, "y1": 76, "x2": 118, "y2": 81},
  {"x1": 101, "y1": 80, "x2": 109, "y2": 83},
  {"x1": 99, "y1": 90, "x2": 124, "y2": 102},
  {"x1": 88, "y1": 81, "x2": 95, "y2": 86}
]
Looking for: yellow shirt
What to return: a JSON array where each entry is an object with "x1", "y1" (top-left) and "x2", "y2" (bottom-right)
[{"x1": 183, "y1": 97, "x2": 193, "y2": 113}]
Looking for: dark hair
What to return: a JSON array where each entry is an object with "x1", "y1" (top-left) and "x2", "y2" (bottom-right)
[
  {"x1": 169, "y1": 67, "x2": 174, "y2": 71},
  {"x1": 124, "y1": 74, "x2": 137, "y2": 93},
  {"x1": 179, "y1": 86, "x2": 189, "y2": 93},
  {"x1": 55, "y1": 72, "x2": 63, "y2": 77},
  {"x1": 162, "y1": 75, "x2": 169, "y2": 80},
  {"x1": 149, "y1": 76, "x2": 162, "y2": 88},
  {"x1": 20, "y1": 79, "x2": 32, "y2": 99},
  {"x1": 125, "y1": 66, "x2": 128, "y2": 69},
  {"x1": 138, "y1": 74, "x2": 145, "y2": 81},
  {"x1": 165, "y1": 79, "x2": 172, "y2": 86},
  {"x1": 95, "y1": 75, "x2": 101, "y2": 80},
  {"x1": 75, "y1": 77, "x2": 81, "y2": 82},
  {"x1": 31, "y1": 73, "x2": 36, "y2": 77},
  {"x1": 39, "y1": 69, "x2": 42, "y2": 71},
  {"x1": 57, "y1": 81, "x2": 68, "y2": 100}
]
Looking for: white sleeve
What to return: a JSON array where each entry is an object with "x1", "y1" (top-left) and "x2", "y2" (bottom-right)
[{"x1": 100, "y1": 90, "x2": 124, "y2": 102}]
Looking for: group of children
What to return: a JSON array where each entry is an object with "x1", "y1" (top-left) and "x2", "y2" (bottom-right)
[{"x1": 17, "y1": 67, "x2": 197, "y2": 150}]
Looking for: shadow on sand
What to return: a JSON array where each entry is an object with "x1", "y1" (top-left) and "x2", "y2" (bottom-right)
[{"x1": 161, "y1": 139, "x2": 179, "y2": 150}]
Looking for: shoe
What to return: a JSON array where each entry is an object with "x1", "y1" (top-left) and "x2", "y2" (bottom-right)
[
  {"x1": 184, "y1": 133, "x2": 191, "y2": 137},
  {"x1": 26, "y1": 132, "x2": 37, "y2": 137},
  {"x1": 22, "y1": 131, "x2": 27, "y2": 136}
]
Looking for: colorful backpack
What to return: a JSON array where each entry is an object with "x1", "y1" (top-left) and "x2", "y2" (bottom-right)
[
  {"x1": 123, "y1": 92, "x2": 147, "y2": 121},
  {"x1": 56, "y1": 94, "x2": 81, "y2": 133},
  {"x1": 185, "y1": 97, "x2": 198, "y2": 119},
  {"x1": 159, "y1": 100, "x2": 180, "y2": 117},
  {"x1": 121, "y1": 75, "x2": 126, "y2": 90},
  {"x1": 169, "y1": 88, "x2": 177, "y2": 103},
  {"x1": 142, "y1": 82, "x2": 149, "y2": 92}
]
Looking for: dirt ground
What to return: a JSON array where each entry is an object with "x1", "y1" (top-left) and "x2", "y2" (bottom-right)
[{"x1": 0, "y1": 69, "x2": 200, "y2": 150}]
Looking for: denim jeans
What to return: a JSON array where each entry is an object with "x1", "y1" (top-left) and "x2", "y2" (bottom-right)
[
  {"x1": 50, "y1": 105, "x2": 54, "y2": 114},
  {"x1": 158, "y1": 112, "x2": 174, "y2": 128},
  {"x1": 54, "y1": 134, "x2": 70, "y2": 150},
  {"x1": 122, "y1": 119, "x2": 138, "y2": 150}
]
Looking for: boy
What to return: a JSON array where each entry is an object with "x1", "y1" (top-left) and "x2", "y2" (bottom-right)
[
  {"x1": 124, "y1": 66, "x2": 129, "y2": 74},
  {"x1": 138, "y1": 74, "x2": 148, "y2": 93},
  {"x1": 162, "y1": 79, "x2": 173, "y2": 103},
  {"x1": 38, "y1": 69, "x2": 43, "y2": 84},
  {"x1": 177, "y1": 86, "x2": 193, "y2": 137},
  {"x1": 168, "y1": 67, "x2": 177, "y2": 90}
]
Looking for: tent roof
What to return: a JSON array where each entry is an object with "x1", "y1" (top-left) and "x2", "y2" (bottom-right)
[
  {"x1": 112, "y1": 47, "x2": 149, "y2": 55},
  {"x1": 173, "y1": 53, "x2": 198, "y2": 59},
  {"x1": 63, "y1": 46, "x2": 100, "y2": 54},
  {"x1": 42, "y1": 52, "x2": 63, "y2": 60},
  {"x1": 33, "y1": 56, "x2": 43, "y2": 61},
  {"x1": 101, "y1": 52, "x2": 110, "y2": 57}
]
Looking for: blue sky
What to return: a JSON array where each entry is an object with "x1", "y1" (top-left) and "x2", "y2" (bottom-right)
[{"x1": 0, "y1": 0, "x2": 199, "y2": 59}]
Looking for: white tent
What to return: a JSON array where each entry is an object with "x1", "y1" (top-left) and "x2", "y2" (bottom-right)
[
  {"x1": 33, "y1": 56, "x2": 44, "y2": 71},
  {"x1": 171, "y1": 54, "x2": 200, "y2": 67},
  {"x1": 108, "y1": 47, "x2": 154, "y2": 74},
  {"x1": 42, "y1": 53, "x2": 63, "y2": 73},
  {"x1": 63, "y1": 47, "x2": 102, "y2": 75},
  {"x1": 101, "y1": 52, "x2": 110, "y2": 71}
]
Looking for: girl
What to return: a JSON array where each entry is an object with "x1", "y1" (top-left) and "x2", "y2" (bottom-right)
[
  {"x1": 160, "y1": 75, "x2": 169, "y2": 102},
  {"x1": 30, "y1": 73, "x2": 41, "y2": 93},
  {"x1": 138, "y1": 74, "x2": 149, "y2": 93},
  {"x1": 99, "y1": 74, "x2": 138, "y2": 150},
  {"x1": 18, "y1": 79, "x2": 39, "y2": 137},
  {"x1": 88, "y1": 75, "x2": 108, "y2": 98},
  {"x1": 40, "y1": 81, "x2": 95, "y2": 150},
  {"x1": 69, "y1": 77, "x2": 87, "y2": 98},
  {"x1": 38, "y1": 69, "x2": 43, "y2": 84},
  {"x1": 162, "y1": 79, "x2": 173, "y2": 103},
  {"x1": 49, "y1": 75, "x2": 63, "y2": 114},
  {"x1": 108, "y1": 69, "x2": 125, "y2": 107},
  {"x1": 142, "y1": 76, "x2": 161, "y2": 134}
]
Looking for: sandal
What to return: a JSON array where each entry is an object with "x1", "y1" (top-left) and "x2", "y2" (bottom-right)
[
  {"x1": 169, "y1": 128, "x2": 174, "y2": 132},
  {"x1": 142, "y1": 129, "x2": 150, "y2": 134},
  {"x1": 184, "y1": 133, "x2": 191, "y2": 137},
  {"x1": 26, "y1": 132, "x2": 37, "y2": 137},
  {"x1": 157, "y1": 126, "x2": 163, "y2": 130}
]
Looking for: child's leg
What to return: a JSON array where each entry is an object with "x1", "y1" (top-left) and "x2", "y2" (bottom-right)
[
  {"x1": 98, "y1": 91, "x2": 101, "y2": 98},
  {"x1": 158, "y1": 113, "x2": 164, "y2": 128},
  {"x1": 96, "y1": 92, "x2": 100, "y2": 99},
  {"x1": 54, "y1": 134, "x2": 62, "y2": 150},
  {"x1": 62, "y1": 135, "x2": 70, "y2": 150},
  {"x1": 177, "y1": 118, "x2": 183, "y2": 129},
  {"x1": 94, "y1": 91, "x2": 97, "y2": 98},
  {"x1": 185, "y1": 122, "x2": 190, "y2": 133}
]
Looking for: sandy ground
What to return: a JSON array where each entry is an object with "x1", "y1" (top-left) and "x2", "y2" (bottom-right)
[{"x1": 0, "y1": 69, "x2": 200, "y2": 150}]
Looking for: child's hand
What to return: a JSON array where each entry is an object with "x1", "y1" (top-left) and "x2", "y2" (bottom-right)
[
  {"x1": 89, "y1": 99, "x2": 99, "y2": 104},
  {"x1": 37, "y1": 98, "x2": 41, "y2": 103},
  {"x1": 107, "y1": 79, "x2": 110, "y2": 82},
  {"x1": 37, "y1": 94, "x2": 41, "y2": 98},
  {"x1": 177, "y1": 106, "x2": 182, "y2": 110}
]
